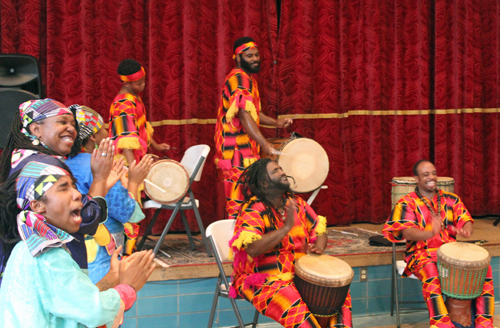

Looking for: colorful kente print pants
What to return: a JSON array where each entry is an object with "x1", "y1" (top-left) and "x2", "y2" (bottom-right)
[
  {"x1": 222, "y1": 166, "x2": 244, "y2": 220},
  {"x1": 412, "y1": 258, "x2": 494, "y2": 328},
  {"x1": 240, "y1": 279, "x2": 352, "y2": 328}
]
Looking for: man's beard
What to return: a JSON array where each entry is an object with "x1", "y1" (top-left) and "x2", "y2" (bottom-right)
[
  {"x1": 269, "y1": 176, "x2": 291, "y2": 191},
  {"x1": 240, "y1": 55, "x2": 261, "y2": 73}
]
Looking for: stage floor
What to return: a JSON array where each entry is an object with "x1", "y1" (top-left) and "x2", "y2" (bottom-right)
[{"x1": 143, "y1": 217, "x2": 500, "y2": 282}]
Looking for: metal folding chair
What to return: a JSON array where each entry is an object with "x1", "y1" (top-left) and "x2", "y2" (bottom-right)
[
  {"x1": 138, "y1": 144, "x2": 212, "y2": 256},
  {"x1": 206, "y1": 220, "x2": 259, "y2": 328},
  {"x1": 391, "y1": 242, "x2": 425, "y2": 328}
]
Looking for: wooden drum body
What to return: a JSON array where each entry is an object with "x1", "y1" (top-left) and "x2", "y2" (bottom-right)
[
  {"x1": 294, "y1": 254, "x2": 353, "y2": 317},
  {"x1": 144, "y1": 159, "x2": 190, "y2": 204},
  {"x1": 391, "y1": 177, "x2": 454, "y2": 209},
  {"x1": 263, "y1": 138, "x2": 329, "y2": 193}
]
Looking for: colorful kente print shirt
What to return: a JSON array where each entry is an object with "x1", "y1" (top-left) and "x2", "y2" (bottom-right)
[
  {"x1": 214, "y1": 68, "x2": 261, "y2": 171},
  {"x1": 230, "y1": 196, "x2": 326, "y2": 288},
  {"x1": 109, "y1": 93, "x2": 154, "y2": 164},
  {"x1": 383, "y1": 190, "x2": 473, "y2": 275}
]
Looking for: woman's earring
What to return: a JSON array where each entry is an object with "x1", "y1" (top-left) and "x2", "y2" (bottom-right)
[{"x1": 32, "y1": 136, "x2": 40, "y2": 146}]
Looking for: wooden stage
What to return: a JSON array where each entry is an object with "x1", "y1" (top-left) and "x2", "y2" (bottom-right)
[{"x1": 145, "y1": 217, "x2": 500, "y2": 282}]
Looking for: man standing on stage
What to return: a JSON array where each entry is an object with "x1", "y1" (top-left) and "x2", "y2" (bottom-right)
[
  {"x1": 229, "y1": 158, "x2": 352, "y2": 328},
  {"x1": 214, "y1": 37, "x2": 292, "y2": 219},
  {"x1": 383, "y1": 160, "x2": 494, "y2": 328}
]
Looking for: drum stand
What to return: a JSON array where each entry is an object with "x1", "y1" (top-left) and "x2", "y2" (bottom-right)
[{"x1": 306, "y1": 185, "x2": 328, "y2": 205}]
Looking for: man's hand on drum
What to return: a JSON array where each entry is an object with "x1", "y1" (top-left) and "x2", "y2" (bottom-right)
[
  {"x1": 307, "y1": 242, "x2": 325, "y2": 255},
  {"x1": 454, "y1": 221, "x2": 473, "y2": 238},
  {"x1": 276, "y1": 117, "x2": 293, "y2": 129},
  {"x1": 151, "y1": 139, "x2": 170, "y2": 152},
  {"x1": 284, "y1": 197, "x2": 297, "y2": 231},
  {"x1": 261, "y1": 142, "x2": 278, "y2": 156}
]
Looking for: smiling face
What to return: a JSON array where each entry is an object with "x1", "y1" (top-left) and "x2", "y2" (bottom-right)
[
  {"x1": 266, "y1": 161, "x2": 290, "y2": 190},
  {"x1": 30, "y1": 175, "x2": 83, "y2": 233},
  {"x1": 29, "y1": 114, "x2": 77, "y2": 156},
  {"x1": 414, "y1": 161, "x2": 437, "y2": 194}
]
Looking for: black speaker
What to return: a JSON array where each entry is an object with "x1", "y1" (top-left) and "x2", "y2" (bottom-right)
[
  {"x1": 0, "y1": 89, "x2": 39, "y2": 148},
  {"x1": 0, "y1": 54, "x2": 43, "y2": 97}
]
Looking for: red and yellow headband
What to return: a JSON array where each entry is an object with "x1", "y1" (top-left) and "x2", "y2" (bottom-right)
[
  {"x1": 233, "y1": 42, "x2": 258, "y2": 59},
  {"x1": 120, "y1": 67, "x2": 146, "y2": 82}
]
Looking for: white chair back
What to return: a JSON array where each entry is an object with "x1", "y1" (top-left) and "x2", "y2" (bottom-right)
[
  {"x1": 206, "y1": 219, "x2": 237, "y2": 262},
  {"x1": 180, "y1": 144, "x2": 210, "y2": 182}
]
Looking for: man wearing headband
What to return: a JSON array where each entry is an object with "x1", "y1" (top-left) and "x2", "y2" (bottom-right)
[
  {"x1": 67, "y1": 104, "x2": 152, "y2": 283},
  {"x1": 0, "y1": 161, "x2": 155, "y2": 328},
  {"x1": 229, "y1": 159, "x2": 352, "y2": 328},
  {"x1": 214, "y1": 37, "x2": 293, "y2": 220},
  {"x1": 109, "y1": 59, "x2": 170, "y2": 166}
]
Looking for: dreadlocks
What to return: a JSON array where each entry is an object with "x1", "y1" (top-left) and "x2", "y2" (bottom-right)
[{"x1": 236, "y1": 158, "x2": 295, "y2": 223}]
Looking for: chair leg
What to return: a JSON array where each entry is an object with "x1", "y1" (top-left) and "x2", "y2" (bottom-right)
[
  {"x1": 207, "y1": 276, "x2": 222, "y2": 328},
  {"x1": 153, "y1": 202, "x2": 183, "y2": 255},
  {"x1": 180, "y1": 210, "x2": 196, "y2": 250},
  {"x1": 137, "y1": 208, "x2": 162, "y2": 251},
  {"x1": 251, "y1": 308, "x2": 260, "y2": 328},
  {"x1": 188, "y1": 189, "x2": 212, "y2": 257},
  {"x1": 393, "y1": 263, "x2": 401, "y2": 328},
  {"x1": 229, "y1": 295, "x2": 246, "y2": 328}
]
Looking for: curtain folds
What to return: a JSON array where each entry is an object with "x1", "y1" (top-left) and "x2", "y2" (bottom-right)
[{"x1": 1, "y1": 0, "x2": 499, "y2": 231}]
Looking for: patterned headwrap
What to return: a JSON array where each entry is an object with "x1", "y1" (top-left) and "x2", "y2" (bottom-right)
[
  {"x1": 233, "y1": 42, "x2": 258, "y2": 59},
  {"x1": 16, "y1": 161, "x2": 74, "y2": 257},
  {"x1": 120, "y1": 66, "x2": 146, "y2": 82},
  {"x1": 19, "y1": 98, "x2": 72, "y2": 138},
  {"x1": 70, "y1": 104, "x2": 104, "y2": 140}
]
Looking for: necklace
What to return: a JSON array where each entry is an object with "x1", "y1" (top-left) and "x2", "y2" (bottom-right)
[{"x1": 415, "y1": 187, "x2": 445, "y2": 229}]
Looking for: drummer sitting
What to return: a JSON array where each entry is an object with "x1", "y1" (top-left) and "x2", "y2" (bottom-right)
[
  {"x1": 228, "y1": 158, "x2": 352, "y2": 328},
  {"x1": 383, "y1": 160, "x2": 494, "y2": 328}
]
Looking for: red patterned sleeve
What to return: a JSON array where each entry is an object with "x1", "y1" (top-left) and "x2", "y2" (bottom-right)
[
  {"x1": 224, "y1": 75, "x2": 258, "y2": 126},
  {"x1": 231, "y1": 202, "x2": 265, "y2": 250},
  {"x1": 383, "y1": 200, "x2": 420, "y2": 242},
  {"x1": 451, "y1": 195, "x2": 474, "y2": 229}
]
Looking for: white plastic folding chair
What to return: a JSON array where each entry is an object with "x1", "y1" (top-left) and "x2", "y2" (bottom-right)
[
  {"x1": 206, "y1": 220, "x2": 259, "y2": 328},
  {"x1": 138, "y1": 144, "x2": 212, "y2": 256}
]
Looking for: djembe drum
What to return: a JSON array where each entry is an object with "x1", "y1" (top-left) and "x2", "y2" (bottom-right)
[
  {"x1": 144, "y1": 159, "x2": 190, "y2": 204},
  {"x1": 390, "y1": 177, "x2": 455, "y2": 209},
  {"x1": 437, "y1": 242, "x2": 490, "y2": 327},
  {"x1": 262, "y1": 137, "x2": 329, "y2": 193},
  {"x1": 294, "y1": 254, "x2": 354, "y2": 317}
]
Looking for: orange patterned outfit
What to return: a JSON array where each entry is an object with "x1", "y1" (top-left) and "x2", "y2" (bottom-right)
[
  {"x1": 229, "y1": 196, "x2": 352, "y2": 328},
  {"x1": 214, "y1": 68, "x2": 261, "y2": 219},
  {"x1": 108, "y1": 93, "x2": 153, "y2": 254},
  {"x1": 108, "y1": 93, "x2": 154, "y2": 165},
  {"x1": 383, "y1": 190, "x2": 494, "y2": 328}
]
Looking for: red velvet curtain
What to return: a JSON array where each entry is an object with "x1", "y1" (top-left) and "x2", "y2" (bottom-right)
[
  {"x1": 1, "y1": 0, "x2": 499, "y2": 231},
  {"x1": 433, "y1": 0, "x2": 500, "y2": 216}
]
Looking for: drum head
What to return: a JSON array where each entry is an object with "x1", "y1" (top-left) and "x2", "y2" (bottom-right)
[
  {"x1": 278, "y1": 138, "x2": 329, "y2": 193},
  {"x1": 145, "y1": 160, "x2": 190, "y2": 204},
  {"x1": 438, "y1": 242, "x2": 490, "y2": 266},
  {"x1": 295, "y1": 254, "x2": 354, "y2": 287}
]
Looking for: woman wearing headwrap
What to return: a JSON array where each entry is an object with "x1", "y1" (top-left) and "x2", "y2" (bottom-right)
[
  {"x1": 67, "y1": 104, "x2": 153, "y2": 283},
  {"x1": 0, "y1": 161, "x2": 155, "y2": 328},
  {"x1": 108, "y1": 59, "x2": 170, "y2": 166},
  {"x1": 0, "y1": 98, "x2": 113, "y2": 284}
]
